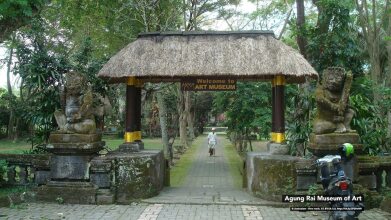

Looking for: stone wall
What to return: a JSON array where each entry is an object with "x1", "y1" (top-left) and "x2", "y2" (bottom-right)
[
  {"x1": 245, "y1": 152, "x2": 391, "y2": 207},
  {"x1": 0, "y1": 154, "x2": 50, "y2": 186},
  {"x1": 0, "y1": 150, "x2": 166, "y2": 205},
  {"x1": 245, "y1": 153, "x2": 301, "y2": 201}
]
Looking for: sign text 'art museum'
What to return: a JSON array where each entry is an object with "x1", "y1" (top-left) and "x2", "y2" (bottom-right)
[{"x1": 181, "y1": 78, "x2": 237, "y2": 91}]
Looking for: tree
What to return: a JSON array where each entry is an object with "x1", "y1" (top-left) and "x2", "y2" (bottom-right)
[
  {"x1": 355, "y1": 0, "x2": 390, "y2": 146},
  {"x1": 308, "y1": 0, "x2": 364, "y2": 74},
  {"x1": 14, "y1": 17, "x2": 69, "y2": 146},
  {"x1": 194, "y1": 92, "x2": 214, "y2": 135},
  {"x1": 387, "y1": 8, "x2": 391, "y2": 138},
  {"x1": 355, "y1": 0, "x2": 389, "y2": 92},
  {"x1": 213, "y1": 82, "x2": 271, "y2": 152},
  {"x1": 0, "y1": 0, "x2": 47, "y2": 43}
]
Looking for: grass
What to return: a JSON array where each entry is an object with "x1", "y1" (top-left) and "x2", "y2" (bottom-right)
[
  {"x1": 169, "y1": 137, "x2": 200, "y2": 187},
  {"x1": 222, "y1": 137, "x2": 244, "y2": 188},
  {"x1": 0, "y1": 140, "x2": 31, "y2": 154},
  {"x1": 0, "y1": 137, "x2": 164, "y2": 154}
]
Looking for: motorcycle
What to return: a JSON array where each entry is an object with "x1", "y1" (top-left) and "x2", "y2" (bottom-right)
[{"x1": 315, "y1": 144, "x2": 364, "y2": 220}]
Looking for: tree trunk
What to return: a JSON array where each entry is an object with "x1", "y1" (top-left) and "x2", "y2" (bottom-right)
[
  {"x1": 177, "y1": 87, "x2": 188, "y2": 148},
  {"x1": 157, "y1": 91, "x2": 170, "y2": 160},
  {"x1": 245, "y1": 127, "x2": 253, "y2": 152},
  {"x1": 185, "y1": 91, "x2": 195, "y2": 140},
  {"x1": 368, "y1": 42, "x2": 382, "y2": 103},
  {"x1": 278, "y1": 8, "x2": 293, "y2": 40},
  {"x1": 6, "y1": 45, "x2": 15, "y2": 140},
  {"x1": 294, "y1": 0, "x2": 312, "y2": 155},
  {"x1": 313, "y1": 0, "x2": 331, "y2": 34},
  {"x1": 296, "y1": 0, "x2": 307, "y2": 58},
  {"x1": 387, "y1": 14, "x2": 391, "y2": 138},
  {"x1": 13, "y1": 117, "x2": 20, "y2": 142}
]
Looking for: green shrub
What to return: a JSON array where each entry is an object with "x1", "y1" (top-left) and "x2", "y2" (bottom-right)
[{"x1": 0, "y1": 160, "x2": 7, "y2": 176}]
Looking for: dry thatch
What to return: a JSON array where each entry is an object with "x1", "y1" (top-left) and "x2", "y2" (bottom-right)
[{"x1": 98, "y1": 31, "x2": 318, "y2": 83}]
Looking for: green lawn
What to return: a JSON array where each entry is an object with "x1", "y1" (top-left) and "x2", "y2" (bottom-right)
[
  {"x1": 0, "y1": 140, "x2": 32, "y2": 154},
  {"x1": 0, "y1": 137, "x2": 164, "y2": 154}
]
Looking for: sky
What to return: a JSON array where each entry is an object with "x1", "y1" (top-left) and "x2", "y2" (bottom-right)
[
  {"x1": 0, "y1": 45, "x2": 19, "y2": 89},
  {"x1": 0, "y1": 0, "x2": 280, "y2": 89}
]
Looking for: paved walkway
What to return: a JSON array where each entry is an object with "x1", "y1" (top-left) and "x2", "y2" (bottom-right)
[
  {"x1": 0, "y1": 136, "x2": 390, "y2": 219},
  {"x1": 143, "y1": 136, "x2": 277, "y2": 205}
]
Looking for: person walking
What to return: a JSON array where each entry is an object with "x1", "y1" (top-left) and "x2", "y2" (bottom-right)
[{"x1": 208, "y1": 128, "x2": 217, "y2": 156}]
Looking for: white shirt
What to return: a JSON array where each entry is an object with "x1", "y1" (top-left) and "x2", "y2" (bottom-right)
[{"x1": 208, "y1": 132, "x2": 217, "y2": 144}]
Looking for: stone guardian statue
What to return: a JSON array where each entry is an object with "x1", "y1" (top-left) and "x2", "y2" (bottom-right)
[
  {"x1": 313, "y1": 67, "x2": 355, "y2": 134},
  {"x1": 54, "y1": 72, "x2": 96, "y2": 134}
]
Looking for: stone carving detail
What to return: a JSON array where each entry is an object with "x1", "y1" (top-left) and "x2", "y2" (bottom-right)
[
  {"x1": 54, "y1": 72, "x2": 98, "y2": 134},
  {"x1": 313, "y1": 67, "x2": 355, "y2": 134}
]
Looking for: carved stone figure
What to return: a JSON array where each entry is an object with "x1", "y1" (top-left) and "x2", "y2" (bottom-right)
[
  {"x1": 54, "y1": 72, "x2": 96, "y2": 134},
  {"x1": 313, "y1": 67, "x2": 355, "y2": 134}
]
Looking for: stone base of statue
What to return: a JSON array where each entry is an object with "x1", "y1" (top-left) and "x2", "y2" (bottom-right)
[
  {"x1": 47, "y1": 133, "x2": 104, "y2": 155},
  {"x1": 36, "y1": 132, "x2": 104, "y2": 204},
  {"x1": 46, "y1": 132, "x2": 104, "y2": 181},
  {"x1": 308, "y1": 132, "x2": 364, "y2": 157}
]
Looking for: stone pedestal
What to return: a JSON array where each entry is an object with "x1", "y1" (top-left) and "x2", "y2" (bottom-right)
[
  {"x1": 308, "y1": 132, "x2": 363, "y2": 156},
  {"x1": 267, "y1": 142, "x2": 289, "y2": 155},
  {"x1": 118, "y1": 141, "x2": 144, "y2": 152},
  {"x1": 37, "y1": 132, "x2": 104, "y2": 204},
  {"x1": 245, "y1": 153, "x2": 300, "y2": 201},
  {"x1": 50, "y1": 155, "x2": 92, "y2": 180},
  {"x1": 107, "y1": 150, "x2": 165, "y2": 204},
  {"x1": 47, "y1": 133, "x2": 104, "y2": 155}
]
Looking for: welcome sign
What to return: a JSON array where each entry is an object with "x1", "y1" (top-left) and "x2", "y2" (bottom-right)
[{"x1": 181, "y1": 78, "x2": 237, "y2": 91}]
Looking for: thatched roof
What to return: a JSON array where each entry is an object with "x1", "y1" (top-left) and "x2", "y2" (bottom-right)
[{"x1": 98, "y1": 31, "x2": 318, "y2": 83}]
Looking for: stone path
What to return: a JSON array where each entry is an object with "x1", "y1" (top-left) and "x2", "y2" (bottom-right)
[
  {"x1": 0, "y1": 136, "x2": 390, "y2": 219},
  {"x1": 143, "y1": 136, "x2": 276, "y2": 205},
  {"x1": 0, "y1": 203, "x2": 390, "y2": 220}
]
